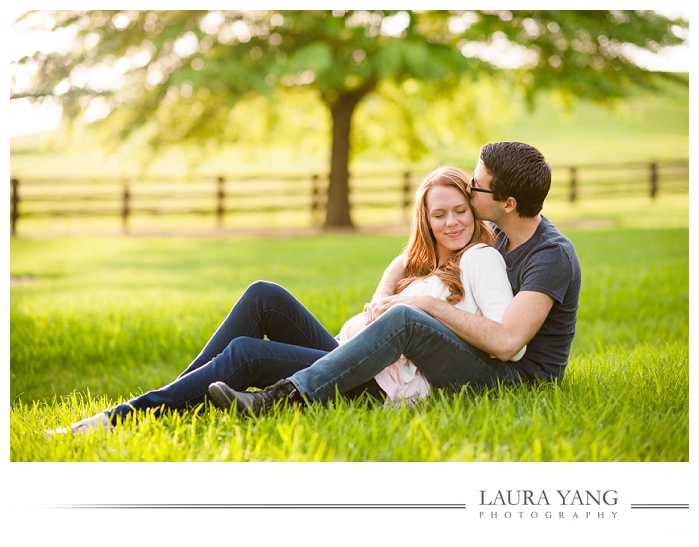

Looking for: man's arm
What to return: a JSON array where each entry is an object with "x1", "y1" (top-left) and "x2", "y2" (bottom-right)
[
  {"x1": 364, "y1": 254, "x2": 405, "y2": 324},
  {"x1": 379, "y1": 290, "x2": 554, "y2": 361}
]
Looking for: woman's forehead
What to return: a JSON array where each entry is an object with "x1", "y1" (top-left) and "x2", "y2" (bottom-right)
[{"x1": 426, "y1": 185, "x2": 468, "y2": 207}]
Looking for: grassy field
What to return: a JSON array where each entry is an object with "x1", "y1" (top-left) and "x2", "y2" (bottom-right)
[
  {"x1": 10, "y1": 226, "x2": 688, "y2": 462},
  {"x1": 8, "y1": 71, "x2": 689, "y2": 461}
]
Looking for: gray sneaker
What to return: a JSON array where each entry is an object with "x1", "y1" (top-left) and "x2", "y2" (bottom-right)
[{"x1": 208, "y1": 379, "x2": 303, "y2": 415}]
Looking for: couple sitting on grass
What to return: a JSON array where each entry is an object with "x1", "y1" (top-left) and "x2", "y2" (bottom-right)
[{"x1": 65, "y1": 140, "x2": 581, "y2": 434}]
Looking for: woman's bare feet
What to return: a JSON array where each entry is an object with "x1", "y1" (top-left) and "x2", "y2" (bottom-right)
[
  {"x1": 45, "y1": 412, "x2": 114, "y2": 437},
  {"x1": 71, "y1": 412, "x2": 114, "y2": 434}
]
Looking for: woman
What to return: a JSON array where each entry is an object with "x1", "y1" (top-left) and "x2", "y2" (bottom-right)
[
  {"x1": 60, "y1": 166, "x2": 520, "y2": 434},
  {"x1": 331, "y1": 165, "x2": 524, "y2": 406}
]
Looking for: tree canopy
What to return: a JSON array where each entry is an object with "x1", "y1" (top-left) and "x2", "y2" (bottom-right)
[{"x1": 11, "y1": 10, "x2": 687, "y2": 227}]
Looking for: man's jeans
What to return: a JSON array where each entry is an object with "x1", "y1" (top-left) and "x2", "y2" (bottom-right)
[
  {"x1": 290, "y1": 304, "x2": 524, "y2": 403},
  {"x1": 108, "y1": 281, "x2": 380, "y2": 423}
]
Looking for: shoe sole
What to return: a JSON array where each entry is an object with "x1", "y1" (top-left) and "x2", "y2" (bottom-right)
[{"x1": 208, "y1": 383, "x2": 233, "y2": 410}]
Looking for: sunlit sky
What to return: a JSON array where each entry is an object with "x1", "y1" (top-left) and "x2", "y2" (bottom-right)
[{"x1": 7, "y1": 8, "x2": 691, "y2": 138}]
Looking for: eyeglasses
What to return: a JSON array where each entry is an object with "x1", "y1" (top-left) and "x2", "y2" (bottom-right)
[{"x1": 469, "y1": 178, "x2": 495, "y2": 195}]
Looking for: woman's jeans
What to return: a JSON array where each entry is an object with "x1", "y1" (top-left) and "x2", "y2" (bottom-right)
[
  {"x1": 108, "y1": 281, "x2": 381, "y2": 423},
  {"x1": 290, "y1": 304, "x2": 525, "y2": 403}
]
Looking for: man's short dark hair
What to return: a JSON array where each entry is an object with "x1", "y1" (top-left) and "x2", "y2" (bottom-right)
[{"x1": 479, "y1": 142, "x2": 551, "y2": 218}]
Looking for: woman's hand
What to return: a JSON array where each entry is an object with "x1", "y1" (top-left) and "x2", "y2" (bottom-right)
[
  {"x1": 365, "y1": 254, "x2": 406, "y2": 325},
  {"x1": 366, "y1": 294, "x2": 439, "y2": 324},
  {"x1": 363, "y1": 299, "x2": 386, "y2": 325}
]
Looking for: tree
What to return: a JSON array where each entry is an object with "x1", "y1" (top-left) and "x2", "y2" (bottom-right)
[{"x1": 11, "y1": 9, "x2": 687, "y2": 228}]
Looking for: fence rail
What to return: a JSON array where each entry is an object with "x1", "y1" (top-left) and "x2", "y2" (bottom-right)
[{"x1": 9, "y1": 160, "x2": 688, "y2": 236}]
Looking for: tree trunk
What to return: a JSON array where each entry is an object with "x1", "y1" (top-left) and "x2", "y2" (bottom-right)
[{"x1": 323, "y1": 87, "x2": 372, "y2": 229}]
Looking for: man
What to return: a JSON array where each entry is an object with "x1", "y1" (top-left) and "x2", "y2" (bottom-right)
[{"x1": 208, "y1": 141, "x2": 582, "y2": 413}]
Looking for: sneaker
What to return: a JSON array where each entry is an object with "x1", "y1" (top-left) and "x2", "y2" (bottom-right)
[{"x1": 208, "y1": 379, "x2": 303, "y2": 415}]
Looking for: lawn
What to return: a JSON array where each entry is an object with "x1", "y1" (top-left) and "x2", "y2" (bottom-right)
[{"x1": 9, "y1": 227, "x2": 688, "y2": 461}]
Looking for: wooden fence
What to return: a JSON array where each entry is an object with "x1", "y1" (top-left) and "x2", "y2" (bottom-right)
[{"x1": 9, "y1": 160, "x2": 689, "y2": 236}]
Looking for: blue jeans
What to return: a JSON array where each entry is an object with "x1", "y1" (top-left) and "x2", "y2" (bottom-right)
[
  {"x1": 290, "y1": 304, "x2": 525, "y2": 403},
  {"x1": 108, "y1": 281, "x2": 381, "y2": 423}
]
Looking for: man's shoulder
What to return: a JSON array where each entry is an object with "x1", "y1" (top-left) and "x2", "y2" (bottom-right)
[
  {"x1": 516, "y1": 218, "x2": 582, "y2": 300},
  {"x1": 533, "y1": 218, "x2": 578, "y2": 258},
  {"x1": 509, "y1": 217, "x2": 580, "y2": 278},
  {"x1": 538, "y1": 216, "x2": 569, "y2": 241}
]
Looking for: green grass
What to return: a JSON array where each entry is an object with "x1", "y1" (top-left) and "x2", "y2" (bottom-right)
[{"x1": 10, "y1": 227, "x2": 688, "y2": 461}]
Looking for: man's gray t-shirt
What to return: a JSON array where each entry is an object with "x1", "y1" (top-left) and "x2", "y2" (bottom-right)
[{"x1": 493, "y1": 216, "x2": 582, "y2": 381}]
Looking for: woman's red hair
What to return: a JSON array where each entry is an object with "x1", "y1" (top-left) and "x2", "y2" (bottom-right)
[{"x1": 396, "y1": 166, "x2": 494, "y2": 304}]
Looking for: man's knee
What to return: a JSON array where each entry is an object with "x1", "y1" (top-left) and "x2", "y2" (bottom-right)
[
  {"x1": 381, "y1": 303, "x2": 430, "y2": 326},
  {"x1": 389, "y1": 303, "x2": 429, "y2": 319}
]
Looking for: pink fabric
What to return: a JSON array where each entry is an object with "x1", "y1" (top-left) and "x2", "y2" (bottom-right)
[
  {"x1": 373, "y1": 355, "x2": 431, "y2": 406},
  {"x1": 372, "y1": 277, "x2": 436, "y2": 405},
  {"x1": 338, "y1": 277, "x2": 438, "y2": 406}
]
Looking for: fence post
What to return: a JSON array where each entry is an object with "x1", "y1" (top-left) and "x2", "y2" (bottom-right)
[
  {"x1": 122, "y1": 180, "x2": 130, "y2": 234},
  {"x1": 11, "y1": 178, "x2": 19, "y2": 237},
  {"x1": 216, "y1": 176, "x2": 225, "y2": 228},
  {"x1": 569, "y1": 167, "x2": 577, "y2": 202},
  {"x1": 310, "y1": 174, "x2": 320, "y2": 225},
  {"x1": 650, "y1": 162, "x2": 658, "y2": 199},
  {"x1": 402, "y1": 171, "x2": 411, "y2": 222}
]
